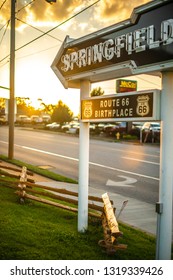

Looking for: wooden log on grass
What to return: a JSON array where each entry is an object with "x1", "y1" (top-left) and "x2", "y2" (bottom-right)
[
  {"x1": 15, "y1": 191, "x2": 102, "y2": 218},
  {"x1": 0, "y1": 164, "x2": 33, "y2": 176},
  {"x1": 0, "y1": 176, "x2": 105, "y2": 213},
  {"x1": 0, "y1": 171, "x2": 35, "y2": 183},
  {"x1": 16, "y1": 191, "x2": 78, "y2": 213},
  {"x1": 22, "y1": 181, "x2": 112, "y2": 204},
  {"x1": 21, "y1": 187, "x2": 104, "y2": 212}
]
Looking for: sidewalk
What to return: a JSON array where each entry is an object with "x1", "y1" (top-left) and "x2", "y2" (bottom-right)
[{"x1": 37, "y1": 180, "x2": 157, "y2": 236}]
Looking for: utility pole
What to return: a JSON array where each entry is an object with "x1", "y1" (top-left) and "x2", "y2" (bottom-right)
[{"x1": 8, "y1": 0, "x2": 15, "y2": 159}]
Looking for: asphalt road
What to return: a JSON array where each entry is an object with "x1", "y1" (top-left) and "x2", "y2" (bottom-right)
[{"x1": 0, "y1": 126, "x2": 160, "y2": 204}]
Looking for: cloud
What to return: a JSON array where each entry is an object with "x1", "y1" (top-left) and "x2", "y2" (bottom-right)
[
  {"x1": 95, "y1": 0, "x2": 149, "y2": 24},
  {"x1": 0, "y1": 0, "x2": 87, "y2": 24},
  {"x1": 0, "y1": 0, "x2": 150, "y2": 27}
]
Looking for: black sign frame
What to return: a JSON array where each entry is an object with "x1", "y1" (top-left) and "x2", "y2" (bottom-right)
[
  {"x1": 51, "y1": 0, "x2": 173, "y2": 89},
  {"x1": 81, "y1": 90, "x2": 160, "y2": 122}
]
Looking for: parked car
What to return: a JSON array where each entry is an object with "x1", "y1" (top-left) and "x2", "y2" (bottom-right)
[
  {"x1": 142, "y1": 122, "x2": 160, "y2": 143},
  {"x1": 61, "y1": 123, "x2": 72, "y2": 132},
  {"x1": 30, "y1": 115, "x2": 42, "y2": 124},
  {"x1": 45, "y1": 122, "x2": 60, "y2": 130},
  {"x1": 89, "y1": 124, "x2": 96, "y2": 134},
  {"x1": 16, "y1": 115, "x2": 31, "y2": 125},
  {"x1": 142, "y1": 122, "x2": 161, "y2": 132},
  {"x1": 97, "y1": 123, "x2": 106, "y2": 132},
  {"x1": 132, "y1": 122, "x2": 145, "y2": 130},
  {"x1": 103, "y1": 123, "x2": 119, "y2": 136},
  {"x1": 0, "y1": 115, "x2": 8, "y2": 125},
  {"x1": 94, "y1": 123, "x2": 115, "y2": 135},
  {"x1": 68, "y1": 123, "x2": 80, "y2": 134},
  {"x1": 104, "y1": 122, "x2": 127, "y2": 137},
  {"x1": 42, "y1": 115, "x2": 51, "y2": 123},
  {"x1": 65, "y1": 122, "x2": 96, "y2": 135}
]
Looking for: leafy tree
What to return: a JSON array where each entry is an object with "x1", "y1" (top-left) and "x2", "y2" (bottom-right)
[
  {"x1": 16, "y1": 97, "x2": 36, "y2": 116},
  {"x1": 40, "y1": 102, "x2": 55, "y2": 115},
  {"x1": 90, "y1": 86, "x2": 104, "y2": 97},
  {"x1": 0, "y1": 98, "x2": 5, "y2": 115},
  {"x1": 51, "y1": 100, "x2": 73, "y2": 125}
]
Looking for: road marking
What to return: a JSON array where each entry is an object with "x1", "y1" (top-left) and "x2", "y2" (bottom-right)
[
  {"x1": 0, "y1": 141, "x2": 7, "y2": 144},
  {"x1": 15, "y1": 144, "x2": 79, "y2": 162},
  {"x1": 0, "y1": 141, "x2": 159, "y2": 181},
  {"x1": 122, "y1": 156, "x2": 159, "y2": 165},
  {"x1": 106, "y1": 176, "x2": 137, "y2": 187},
  {"x1": 89, "y1": 162, "x2": 159, "y2": 181}
]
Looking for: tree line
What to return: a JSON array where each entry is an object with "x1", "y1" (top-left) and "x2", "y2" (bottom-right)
[{"x1": 0, "y1": 87, "x2": 104, "y2": 125}]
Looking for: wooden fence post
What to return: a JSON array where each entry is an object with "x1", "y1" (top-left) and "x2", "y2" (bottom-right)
[
  {"x1": 18, "y1": 166, "x2": 27, "y2": 203},
  {"x1": 98, "y1": 193, "x2": 127, "y2": 254}
]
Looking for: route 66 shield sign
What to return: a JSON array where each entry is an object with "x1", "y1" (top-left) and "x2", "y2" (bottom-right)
[
  {"x1": 136, "y1": 95, "x2": 150, "y2": 117},
  {"x1": 83, "y1": 101, "x2": 93, "y2": 118}
]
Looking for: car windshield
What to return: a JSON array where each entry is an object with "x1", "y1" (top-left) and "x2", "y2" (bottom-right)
[{"x1": 151, "y1": 123, "x2": 160, "y2": 127}]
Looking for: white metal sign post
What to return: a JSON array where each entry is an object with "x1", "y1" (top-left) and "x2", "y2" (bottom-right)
[
  {"x1": 51, "y1": 0, "x2": 173, "y2": 259},
  {"x1": 78, "y1": 80, "x2": 90, "y2": 232},
  {"x1": 156, "y1": 72, "x2": 173, "y2": 260}
]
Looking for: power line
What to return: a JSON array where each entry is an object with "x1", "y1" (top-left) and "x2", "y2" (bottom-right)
[
  {"x1": 0, "y1": 21, "x2": 9, "y2": 32},
  {"x1": 0, "y1": 0, "x2": 8, "y2": 11},
  {"x1": 0, "y1": 0, "x2": 10, "y2": 34},
  {"x1": 0, "y1": 19, "x2": 10, "y2": 47},
  {"x1": 16, "y1": 0, "x2": 35, "y2": 14},
  {"x1": 0, "y1": 43, "x2": 60, "y2": 67},
  {"x1": 0, "y1": 0, "x2": 35, "y2": 63},
  {"x1": 0, "y1": 19, "x2": 10, "y2": 65},
  {"x1": 0, "y1": 0, "x2": 101, "y2": 63},
  {"x1": 0, "y1": 85, "x2": 9, "y2": 90},
  {"x1": 17, "y1": 43, "x2": 60, "y2": 60},
  {"x1": 16, "y1": 0, "x2": 101, "y2": 52},
  {"x1": 16, "y1": 17, "x2": 62, "y2": 42},
  {"x1": 0, "y1": 1, "x2": 35, "y2": 32}
]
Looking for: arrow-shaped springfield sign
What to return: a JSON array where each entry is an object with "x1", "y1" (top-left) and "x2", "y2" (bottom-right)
[{"x1": 51, "y1": 0, "x2": 173, "y2": 89}]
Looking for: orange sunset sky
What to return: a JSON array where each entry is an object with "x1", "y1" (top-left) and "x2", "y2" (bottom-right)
[{"x1": 0, "y1": 0, "x2": 161, "y2": 115}]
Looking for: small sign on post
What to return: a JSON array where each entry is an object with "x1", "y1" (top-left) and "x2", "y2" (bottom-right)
[
  {"x1": 81, "y1": 90, "x2": 160, "y2": 122},
  {"x1": 116, "y1": 79, "x2": 137, "y2": 93}
]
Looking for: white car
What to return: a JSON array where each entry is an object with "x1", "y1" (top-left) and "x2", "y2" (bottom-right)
[
  {"x1": 142, "y1": 122, "x2": 161, "y2": 132},
  {"x1": 67, "y1": 123, "x2": 96, "y2": 134},
  {"x1": 68, "y1": 123, "x2": 80, "y2": 134},
  {"x1": 46, "y1": 122, "x2": 60, "y2": 130}
]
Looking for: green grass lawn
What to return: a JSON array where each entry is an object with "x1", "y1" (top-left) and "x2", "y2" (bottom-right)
[
  {"x1": 0, "y1": 155, "x2": 77, "y2": 184},
  {"x1": 0, "y1": 180, "x2": 158, "y2": 260},
  {"x1": 0, "y1": 155, "x2": 172, "y2": 260}
]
